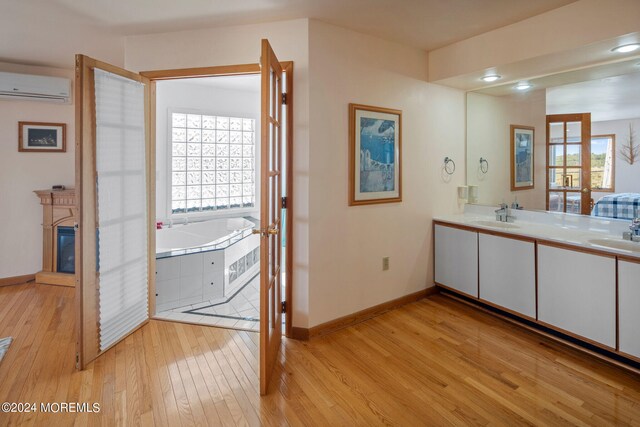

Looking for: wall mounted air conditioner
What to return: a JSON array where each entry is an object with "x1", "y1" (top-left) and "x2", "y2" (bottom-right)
[{"x1": 0, "y1": 71, "x2": 71, "y2": 103}]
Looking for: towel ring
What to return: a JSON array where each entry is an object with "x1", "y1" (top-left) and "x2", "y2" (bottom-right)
[
  {"x1": 444, "y1": 157, "x2": 456, "y2": 175},
  {"x1": 479, "y1": 157, "x2": 489, "y2": 174}
]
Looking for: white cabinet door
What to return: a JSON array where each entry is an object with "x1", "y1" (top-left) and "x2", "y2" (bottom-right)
[
  {"x1": 538, "y1": 245, "x2": 616, "y2": 348},
  {"x1": 435, "y1": 224, "x2": 478, "y2": 297},
  {"x1": 619, "y1": 260, "x2": 640, "y2": 359},
  {"x1": 479, "y1": 234, "x2": 536, "y2": 318}
]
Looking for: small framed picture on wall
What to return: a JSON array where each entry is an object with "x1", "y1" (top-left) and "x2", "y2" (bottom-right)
[{"x1": 18, "y1": 121, "x2": 66, "y2": 153}]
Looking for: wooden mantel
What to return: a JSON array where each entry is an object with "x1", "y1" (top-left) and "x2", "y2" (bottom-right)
[{"x1": 34, "y1": 189, "x2": 76, "y2": 287}]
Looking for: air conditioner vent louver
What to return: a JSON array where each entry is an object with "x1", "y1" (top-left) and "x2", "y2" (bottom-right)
[{"x1": 0, "y1": 71, "x2": 71, "y2": 104}]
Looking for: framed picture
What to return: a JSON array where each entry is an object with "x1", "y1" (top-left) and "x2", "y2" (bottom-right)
[
  {"x1": 349, "y1": 104, "x2": 402, "y2": 205},
  {"x1": 510, "y1": 125, "x2": 534, "y2": 191},
  {"x1": 18, "y1": 122, "x2": 66, "y2": 153}
]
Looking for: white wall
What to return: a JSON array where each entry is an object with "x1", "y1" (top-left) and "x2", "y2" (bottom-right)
[
  {"x1": 0, "y1": 1, "x2": 124, "y2": 69},
  {"x1": 592, "y1": 117, "x2": 640, "y2": 202},
  {"x1": 0, "y1": 62, "x2": 75, "y2": 278},
  {"x1": 125, "y1": 18, "x2": 311, "y2": 327},
  {"x1": 126, "y1": 18, "x2": 468, "y2": 330},
  {"x1": 155, "y1": 79, "x2": 260, "y2": 220},
  {"x1": 307, "y1": 20, "x2": 465, "y2": 327},
  {"x1": 466, "y1": 90, "x2": 546, "y2": 210}
]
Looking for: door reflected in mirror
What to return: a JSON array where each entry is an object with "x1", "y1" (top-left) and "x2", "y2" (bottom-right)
[{"x1": 466, "y1": 58, "x2": 640, "y2": 220}]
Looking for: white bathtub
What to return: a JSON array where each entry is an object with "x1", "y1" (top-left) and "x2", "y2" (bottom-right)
[
  {"x1": 156, "y1": 217, "x2": 254, "y2": 253},
  {"x1": 155, "y1": 217, "x2": 260, "y2": 312}
]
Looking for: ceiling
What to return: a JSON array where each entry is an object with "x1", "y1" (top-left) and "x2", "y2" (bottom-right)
[
  {"x1": 468, "y1": 57, "x2": 640, "y2": 122},
  {"x1": 0, "y1": 0, "x2": 576, "y2": 68},
  {"x1": 51, "y1": 0, "x2": 576, "y2": 50},
  {"x1": 546, "y1": 69, "x2": 640, "y2": 122}
]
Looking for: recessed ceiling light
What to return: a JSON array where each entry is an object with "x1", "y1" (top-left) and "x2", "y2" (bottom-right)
[
  {"x1": 514, "y1": 82, "x2": 532, "y2": 91},
  {"x1": 611, "y1": 43, "x2": 640, "y2": 53},
  {"x1": 481, "y1": 74, "x2": 501, "y2": 82}
]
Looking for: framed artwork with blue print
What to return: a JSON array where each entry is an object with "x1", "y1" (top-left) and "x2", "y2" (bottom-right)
[
  {"x1": 349, "y1": 104, "x2": 402, "y2": 206},
  {"x1": 510, "y1": 124, "x2": 535, "y2": 191}
]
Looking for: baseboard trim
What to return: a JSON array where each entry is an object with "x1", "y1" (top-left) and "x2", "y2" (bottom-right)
[
  {"x1": 290, "y1": 286, "x2": 439, "y2": 341},
  {"x1": 290, "y1": 327, "x2": 310, "y2": 341},
  {"x1": 0, "y1": 274, "x2": 36, "y2": 287}
]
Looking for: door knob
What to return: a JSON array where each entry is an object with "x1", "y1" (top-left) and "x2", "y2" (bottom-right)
[
  {"x1": 582, "y1": 188, "x2": 590, "y2": 193},
  {"x1": 267, "y1": 227, "x2": 278, "y2": 235}
]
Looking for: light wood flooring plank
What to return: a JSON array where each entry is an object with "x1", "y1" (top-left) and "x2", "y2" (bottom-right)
[{"x1": 1, "y1": 283, "x2": 639, "y2": 426}]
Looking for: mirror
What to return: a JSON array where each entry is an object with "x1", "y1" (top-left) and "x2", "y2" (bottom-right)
[{"x1": 466, "y1": 58, "x2": 640, "y2": 219}]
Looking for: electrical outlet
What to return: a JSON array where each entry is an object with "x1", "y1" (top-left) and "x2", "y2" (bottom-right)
[{"x1": 382, "y1": 257, "x2": 390, "y2": 271}]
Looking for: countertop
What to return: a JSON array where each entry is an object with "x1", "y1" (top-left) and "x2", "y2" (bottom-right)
[{"x1": 434, "y1": 211, "x2": 640, "y2": 259}]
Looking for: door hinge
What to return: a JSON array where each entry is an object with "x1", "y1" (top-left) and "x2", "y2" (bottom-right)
[
  {"x1": 281, "y1": 301, "x2": 287, "y2": 314},
  {"x1": 75, "y1": 352, "x2": 80, "y2": 369},
  {"x1": 282, "y1": 93, "x2": 287, "y2": 105},
  {"x1": 281, "y1": 196, "x2": 287, "y2": 209}
]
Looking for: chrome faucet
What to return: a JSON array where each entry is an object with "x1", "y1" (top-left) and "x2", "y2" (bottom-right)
[
  {"x1": 624, "y1": 216, "x2": 640, "y2": 242},
  {"x1": 495, "y1": 203, "x2": 515, "y2": 223},
  {"x1": 623, "y1": 210, "x2": 640, "y2": 242}
]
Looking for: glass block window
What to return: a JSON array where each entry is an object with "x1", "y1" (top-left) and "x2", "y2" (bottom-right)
[{"x1": 171, "y1": 112, "x2": 255, "y2": 214}]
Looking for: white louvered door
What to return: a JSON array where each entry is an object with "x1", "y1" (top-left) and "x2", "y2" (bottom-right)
[{"x1": 75, "y1": 55, "x2": 153, "y2": 368}]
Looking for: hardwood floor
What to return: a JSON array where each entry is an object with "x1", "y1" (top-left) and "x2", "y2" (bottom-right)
[{"x1": 1, "y1": 282, "x2": 639, "y2": 426}]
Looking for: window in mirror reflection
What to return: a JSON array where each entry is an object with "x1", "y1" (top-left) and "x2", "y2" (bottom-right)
[
  {"x1": 566, "y1": 122, "x2": 582, "y2": 143},
  {"x1": 549, "y1": 122, "x2": 564, "y2": 143},
  {"x1": 591, "y1": 135, "x2": 615, "y2": 192},
  {"x1": 566, "y1": 145, "x2": 581, "y2": 166}
]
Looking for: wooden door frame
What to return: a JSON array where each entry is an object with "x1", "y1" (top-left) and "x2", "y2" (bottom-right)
[
  {"x1": 139, "y1": 62, "x2": 295, "y2": 338},
  {"x1": 545, "y1": 113, "x2": 592, "y2": 215}
]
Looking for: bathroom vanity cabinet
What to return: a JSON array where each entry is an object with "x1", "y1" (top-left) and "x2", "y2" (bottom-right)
[
  {"x1": 537, "y1": 244, "x2": 616, "y2": 348},
  {"x1": 479, "y1": 233, "x2": 536, "y2": 319},
  {"x1": 434, "y1": 224, "x2": 478, "y2": 297},
  {"x1": 434, "y1": 219, "x2": 640, "y2": 366},
  {"x1": 619, "y1": 260, "x2": 640, "y2": 359}
]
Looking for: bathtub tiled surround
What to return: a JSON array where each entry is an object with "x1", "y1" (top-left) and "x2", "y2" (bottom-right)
[
  {"x1": 156, "y1": 274, "x2": 260, "y2": 332},
  {"x1": 155, "y1": 217, "x2": 260, "y2": 312}
]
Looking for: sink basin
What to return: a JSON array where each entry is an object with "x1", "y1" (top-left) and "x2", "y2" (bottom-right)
[
  {"x1": 588, "y1": 238, "x2": 640, "y2": 253},
  {"x1": 471, "y1": 220, "x2": 521, "y2": 230}
]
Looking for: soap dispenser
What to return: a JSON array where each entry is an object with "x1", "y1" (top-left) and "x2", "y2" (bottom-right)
[{"x1": 511, "y1": 197, "x2": 523, "y2": 210}]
